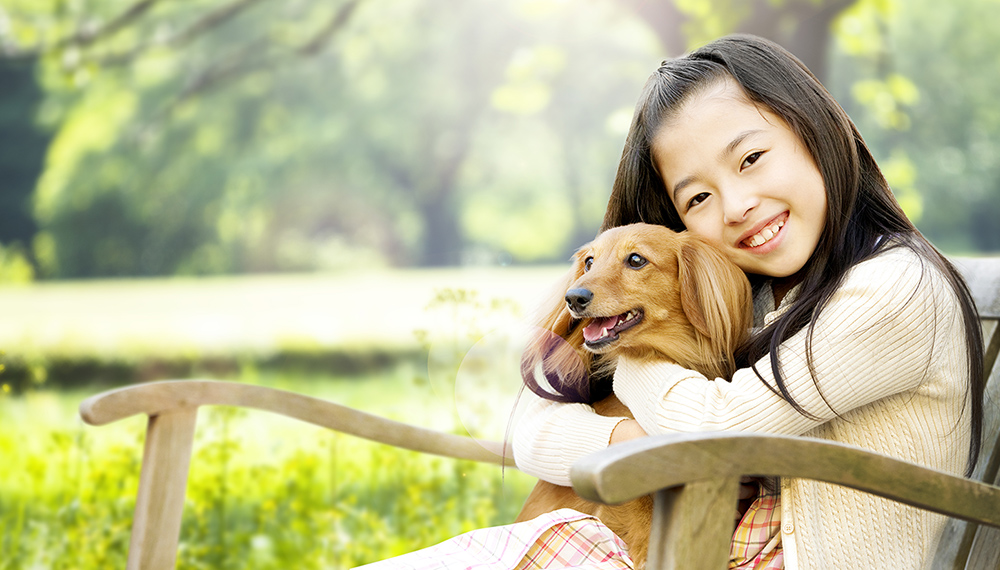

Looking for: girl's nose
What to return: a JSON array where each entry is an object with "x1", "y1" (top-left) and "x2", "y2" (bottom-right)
[{"x1": 722, "y1": 190, "x2": 760, "y2": 225}]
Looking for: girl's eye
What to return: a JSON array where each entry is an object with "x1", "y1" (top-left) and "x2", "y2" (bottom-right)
[
  {"x1": 626, "y1": 253, "x2": 647, "y2": 269},
  {"x1": 584, "y1": 257, "x2": 594, "y2": 272},
  {"x1": 741, "y1": 151, "x2": 764, "y2": 170},
  {"x1": 686, "y1": 192, "x2": 710, "y2": 211}
]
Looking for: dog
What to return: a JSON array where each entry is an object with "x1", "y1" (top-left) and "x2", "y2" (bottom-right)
[{"x1": 515, "y1": 223, "x2": 753, "y2": 568}]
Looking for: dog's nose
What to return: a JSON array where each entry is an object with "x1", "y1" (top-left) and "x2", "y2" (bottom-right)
[{"x1": 565, "y1": 288, "x2": 593, "y2": 313}]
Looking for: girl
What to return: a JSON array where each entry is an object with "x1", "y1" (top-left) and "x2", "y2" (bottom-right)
[{"x1": 514, "y1": 34, "x2": 984, "y2": 569}]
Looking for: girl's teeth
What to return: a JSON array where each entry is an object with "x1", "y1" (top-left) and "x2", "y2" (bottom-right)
[{"x1": 745, "y1": 220, "x2": 784, "y2": 248}]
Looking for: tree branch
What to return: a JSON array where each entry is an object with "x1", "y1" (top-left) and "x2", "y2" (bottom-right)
[
  {"x1": 0, "y1": 0, "x2": 271, "y2": 64},
  {"x1": 168, "y1": 0, "x2": 270, "y2": 48},
  {"x1": 142, "y1": 0, "x2": 363, "y2": 125},
  {"x1": 297, "y1": 0, "x2": 360, "y2": 57},
  {"x1": 99, "y1": 0, "x2": 273, "y2": 67},
  {"x1": 0, "y1": 0, "x2": 164, "y2": 61},
  {"x1": 59, "y1": 0, "x2": 164, "y2": 48},
  {"x1": 177, "y1": 0, "x2": 361, "y2": 101}
]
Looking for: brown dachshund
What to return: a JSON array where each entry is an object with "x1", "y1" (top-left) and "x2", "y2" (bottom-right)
[{"x1": 516, "y1": 223, "x2": 753, "y2": 568}]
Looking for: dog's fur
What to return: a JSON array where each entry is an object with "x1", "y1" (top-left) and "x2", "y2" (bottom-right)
[{"x1": 515, "y1": 223, "x2": 753, "y2": 567}]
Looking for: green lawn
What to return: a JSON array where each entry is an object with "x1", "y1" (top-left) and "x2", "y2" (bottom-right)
[
  {"x1": 0, "y1": 267, "x2": 563, "y2": 569},
  {"x1": 0, "y1": 266, "x2": 563, "y2": 363}
]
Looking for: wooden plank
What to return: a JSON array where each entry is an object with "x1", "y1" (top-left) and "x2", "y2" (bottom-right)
[
  {"x1": 80, "y1": 380, "x2": 511, "y2": 465},
  {"x1": 966, "y1": 412, "x2": 1000, "y2": 570},
  {"x1": 571, "y1": 432, "x2": 1000, "y2": 528},
  {"x1": 647, "y1": 478, "x2": 740, "y2": 570},
  {"x1": 127, "y1": 408, "x2": 198, "y2": 570},
  {"x1": 954, "y1": 257, "x2": 1000, "y2": 320},
  {"x1": 932, "y1": 318, "x2": 1000, "y2": 569},
  {"x1": 965, "y1": 525, "x2": 1000, "y2": 570}
]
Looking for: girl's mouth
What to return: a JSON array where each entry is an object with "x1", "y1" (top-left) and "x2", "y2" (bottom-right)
[{"x1": 741, "y1": 215, "x2": 786, "y2": 249}]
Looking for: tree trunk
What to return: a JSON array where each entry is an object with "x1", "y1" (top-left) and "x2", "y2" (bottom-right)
[
  {"x1": 418, "y1": 190, "x2": 461, "y2": 267},
  {"x1": 0, "y1": 60, "x2": 47, "y2": 248},
  {"x1": 624, "y1": 0, "x2": 859, "y2": 83},
  {"x1": 736, "y1": 0, "x2": 856, "y2": 83},
  {"x1": 620, "y1": 0, "x2": 689, "y2": 57}
]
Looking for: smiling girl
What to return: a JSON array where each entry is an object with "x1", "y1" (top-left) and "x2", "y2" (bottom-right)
[
  {"x1": 513, "y1": 34, "x2": 985, "y2": 569},
  {"x1": 359, "y1": 34, "x2": 985, "y2": 570}
]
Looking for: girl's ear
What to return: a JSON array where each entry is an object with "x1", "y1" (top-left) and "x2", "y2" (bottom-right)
[{"x1": 677, "y1": 237, "x2": 753, "y2": 373}]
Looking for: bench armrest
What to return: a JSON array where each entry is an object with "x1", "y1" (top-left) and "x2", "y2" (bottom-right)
[
  {"x1": 571, "y1": 431, "x2": 1000, "y2": 527},
  {"x1": 80, "y1": 379, "x2": 510, "y2": 463},
  {"x1": 570, "y1": 432, "x2": 1000, "y2": 570}
]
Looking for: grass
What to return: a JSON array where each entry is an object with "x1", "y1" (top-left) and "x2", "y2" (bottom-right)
[
  {"x1": 1, "y1": 367, "x2": 539, "y2": 569},
  {"x1": 0, "y1": 267, "x2": 565, "y2": 569},
  {"x1": 0, "y1": 266, "x2": 562, "y2": 361}
]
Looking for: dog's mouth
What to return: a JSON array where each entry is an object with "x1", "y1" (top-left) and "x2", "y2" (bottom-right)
[{"x1": 582, "y1": 309, "x2": 644, "y2": 349}]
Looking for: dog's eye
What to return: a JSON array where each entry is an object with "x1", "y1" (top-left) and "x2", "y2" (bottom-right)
[
  {"x1": 626, "y1": 253, "x2": 647, "y2": 269},
  {"x1": 584, "y1": 257, "x2": 594, "y2": 272}
]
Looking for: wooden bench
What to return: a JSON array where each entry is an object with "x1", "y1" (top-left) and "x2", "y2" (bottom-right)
[{"x1": 80, "y1": 256, "x2": 1000, "y2": 569}]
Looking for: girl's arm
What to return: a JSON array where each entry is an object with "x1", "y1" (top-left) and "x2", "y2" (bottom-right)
[
  {"x1": 512, "y1": 395, "x2": 631, "y2": 486},
  {"x1": 514, "y1": 248, "x2": 963, "y2": 485},
  {"x1": 616, "y1": 247, "x2": 964, "y2": 437}
]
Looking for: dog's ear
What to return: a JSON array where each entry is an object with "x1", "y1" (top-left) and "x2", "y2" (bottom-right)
[{"x1": 677, "y1": 237, "x2": 753, "y2": 375}]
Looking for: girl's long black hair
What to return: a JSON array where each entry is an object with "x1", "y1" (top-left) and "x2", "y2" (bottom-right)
[{"x1": 602, "y1": 34, "x2": 985, "y2": 475}]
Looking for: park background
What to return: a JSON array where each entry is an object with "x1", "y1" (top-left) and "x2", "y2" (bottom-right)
[{"x1": 1, "y1": 0, "x2": 999, "y2": 568}]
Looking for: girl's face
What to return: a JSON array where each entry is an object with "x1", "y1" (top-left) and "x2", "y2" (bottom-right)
[{"x1": 651, "y1": 79, "x2": 828, "y2": 280}]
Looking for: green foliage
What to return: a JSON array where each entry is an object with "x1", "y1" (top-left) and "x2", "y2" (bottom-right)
[
  {"x1": 675, "y1": 0, "x2": 749, "y2": 49},
  {"x1": 6, "y1": 0, "x2": 657, "y2": 277},
  {"x1": 5, "y1": 0, "x2": 998, "y2": 279},
  {"x1": 0, "y1": 378, "x2": 536, "y2": 569},
  {"x1": 831, "y1": 0, "x2": 1000, "y2": 253},
  {"x1": 850, "y1": 74, "x2": 920, "y2": 131},
  {"x1": 0, "y1": 243, "x2": 35, "y2": 283}
]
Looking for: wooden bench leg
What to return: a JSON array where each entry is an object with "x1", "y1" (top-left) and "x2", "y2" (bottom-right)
[
  {"x1": 127, "y1": 408, "x2": 199, "y2": 570},
  {"x1": 647, "y1": 477, "x2": 740, "y2": 570}
]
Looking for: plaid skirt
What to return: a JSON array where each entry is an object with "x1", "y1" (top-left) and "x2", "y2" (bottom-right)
[{"x1": 354, "y1": 494, "x2": 783, "y2": 570}]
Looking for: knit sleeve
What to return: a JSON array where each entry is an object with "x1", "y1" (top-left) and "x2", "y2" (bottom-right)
[
  {"x1": 614, "y1": 247, "x2": 959, "y2": 436},
  {"x1": 512, "y1": 393, "x2": 630, "y2": 486}
]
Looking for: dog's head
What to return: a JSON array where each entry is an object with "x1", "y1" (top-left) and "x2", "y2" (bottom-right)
[
  {"x1": 522, "y1": 223, "x2": 752, "y2": 403},
  {"x1": 566, "y1": 223, "x2": 751, "y2": 370}
]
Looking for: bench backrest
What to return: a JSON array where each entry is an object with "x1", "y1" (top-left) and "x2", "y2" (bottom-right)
[{"x1": 933, "y1": 257, "x2": 1000, "y2": 569}]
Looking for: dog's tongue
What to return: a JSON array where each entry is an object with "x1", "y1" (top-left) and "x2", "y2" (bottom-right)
[{"x1": 583, "y1": 316, "x2": 619, "y2": 342}]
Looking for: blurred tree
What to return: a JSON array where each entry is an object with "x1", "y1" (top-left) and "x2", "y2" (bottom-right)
[
  {"x1": 830, "y1": 0, "x2": 1000, "y2": 253},
  {"x1": 2, "y1": 0, "x2": 994, "y2": 279},
  {"x1": 2, "y1": 0, "x2": 368, "y2": 276},
  {"x1": 5, "y1": 0, "x2": 655, "y2": 275}
]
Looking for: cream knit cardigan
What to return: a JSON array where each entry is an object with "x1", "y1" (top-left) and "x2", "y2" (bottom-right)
[{"x1": 513, "y1": 246, "x2": 972, "y2": 570}]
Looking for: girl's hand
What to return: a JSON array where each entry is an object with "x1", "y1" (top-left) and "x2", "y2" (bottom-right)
[{"x1": 609, "y1": 419, "x2": 647, "y2": 445}]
